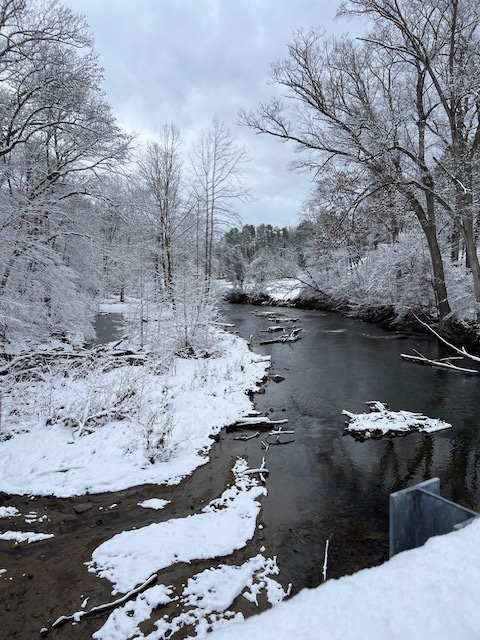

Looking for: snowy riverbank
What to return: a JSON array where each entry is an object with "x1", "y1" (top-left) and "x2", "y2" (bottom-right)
[
  {"x1": 0, "y1": 328, "x2": 270, "y2": 497},
  {"x1": 206, "y1": 515, "x2": 480, "y2": 640}
]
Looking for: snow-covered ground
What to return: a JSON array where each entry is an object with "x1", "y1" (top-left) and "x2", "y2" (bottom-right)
[
  {"x1": 207, "y1": 518, "x2": 480, "y2": 640},
  {"x1": 0, "y1": 329, "x2": 270, "y2": 497}
]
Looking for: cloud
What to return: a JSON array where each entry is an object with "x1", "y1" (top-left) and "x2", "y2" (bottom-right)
[{"x1": 66, "y1": 0, "x2": 353, "y2": 226}]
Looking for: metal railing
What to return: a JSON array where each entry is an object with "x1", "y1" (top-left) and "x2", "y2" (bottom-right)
[{"x1": 389, "y1": 477, "x2": 478, "y2": 557}]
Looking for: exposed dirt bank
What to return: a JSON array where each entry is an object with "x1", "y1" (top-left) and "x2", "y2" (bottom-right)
[{"x1": 0, "y1": 433, "x2": 273, "y2": 640}]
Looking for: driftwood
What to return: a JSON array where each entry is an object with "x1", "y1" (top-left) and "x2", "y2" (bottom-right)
[
  {"x1": 40, "y1": 574, "x2": 158, "y2": 635},
  {"x1": 241, "y1": 455, "x2": 269, "y2": 483},
  {"x1": 233, "y1": 432, "x2": 260, "y2": 441},
  {"x1": 259, "y1": 328, "x2": 302, "y2": 345},
  {"x1": 228, "y1": 417, "x2": 289, "y2": 430},
  {"x1": 265, "y1": 427, "x2": 295, "y2": 444},
  {"x1": 342, "y1": 401, "x2": 451, "y2": 439}
]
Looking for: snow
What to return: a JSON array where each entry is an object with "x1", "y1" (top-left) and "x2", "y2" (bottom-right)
[
  {"x1": 138, "y1": 498, "x2": 170, "y2": 510},
  {"x1": 0, "y1": 531, "x2": 54, "y2": 544},
  {"x1": 93, "y1": 555, "x2": 288, "y2": 640},
  {"x1": 98, "y1": 301, "x2": 133, "y2": 314},
  {"x1": 2, "y1": 314, "x2": 479, "y2": 640},
  {"x1": 206, "y1": 517, "x2": 480, "y2": 640},
  {"x1": 343, "y1": 403, "x2": 451, "y2": 437},
  {"x1": 87, "y1": 459, "x2": 290, "y2": 639},
  {"x1": 0, "y1": 506, "x2": 19, "y2": 518},
  {"x1": 232, "y1": 278, "x2": 303, "y2": 303},
  {"x1": 88, "y1": 459, "x2": 266, "y2": 594},
  {"x1": 264, "y1": 279, "x2": 303, "y2": 303},
  {"x1": 92, "y1": 585, "x2": 174, "y2": 640},
  {"x1": 0, "y1": 330, "x2": 270, "y2": 497}
]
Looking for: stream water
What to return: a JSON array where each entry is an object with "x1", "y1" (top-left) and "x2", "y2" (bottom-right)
[{"x1": 220, "y1": 303, "x2": 480, "y2": 590}]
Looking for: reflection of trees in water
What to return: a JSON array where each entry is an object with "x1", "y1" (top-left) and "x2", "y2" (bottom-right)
[
  {"x1": 378, "y1": 437, "x2": 434, "y2": 495},
  {"x1": 331, "y1": 427, "x2": 480, "y2": 514},
  {"x1": 441, "y1": 431, "x2": 480, "y2": 509}
]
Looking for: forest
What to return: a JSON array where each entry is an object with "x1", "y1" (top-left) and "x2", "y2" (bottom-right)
[{"x1": 1, "y1": 0, "x2": 479, "y2": 360}]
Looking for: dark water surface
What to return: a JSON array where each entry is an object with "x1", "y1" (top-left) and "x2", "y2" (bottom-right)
[
  {"x1": 90, "y1": 312, "x2": 124, "y2": 346},
  {"x1": 221, "y1": 304, "x2": 480, "y2": 591}
]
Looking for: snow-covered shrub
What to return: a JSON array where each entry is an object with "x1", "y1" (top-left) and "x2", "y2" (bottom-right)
[{"x1": 345, "y1": 230, "x2": 437, "y2": 318}]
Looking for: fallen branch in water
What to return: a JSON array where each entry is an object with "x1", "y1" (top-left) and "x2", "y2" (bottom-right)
[
  {"x1": 228, "y1": 417, "x2": 289, "y2": 430},
  {"x1": 289, "y1": 527, "x2": 306, "y2": 544},
  {"x1": 233, "y1": 431, "x2": 260, "y2": 441},
  {"x1": 401, "y1": 352, "x2": 479, "y2": 375},
  {"x1": 413, "y1": 313, "x2": 480, "y2": 363},
  {"x1": 40, "y1": 573, "x2": 158, "y2": 635},
  {"x1": 266, "y1": 427, "x2": 295, "y2": 444},
  {"x1": 322, "y1": 537, "x2": 331, "y2": 582},
  {"x1": 259, "y1": 328, "x2": 302, "y2": 345},
  {"x1": 242, "y1": 456, "x2": 269, "y2": 483}
]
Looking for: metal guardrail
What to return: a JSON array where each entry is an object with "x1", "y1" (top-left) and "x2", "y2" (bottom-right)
[{"x1": 389, "y1": 477, "x2": 479, "y2": 557}]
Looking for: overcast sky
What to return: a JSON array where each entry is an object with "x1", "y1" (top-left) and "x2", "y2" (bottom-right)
[{"x1": 66, "y1": 0, "x2": 363, "y2": 227}]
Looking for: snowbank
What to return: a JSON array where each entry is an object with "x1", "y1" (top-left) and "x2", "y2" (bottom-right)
[
  {"x1": 0, "y1": 331, "x2": 270, "y2": 497},
  {"x1": 207, "y1": 518, "x2": 480, "y2": 640},
  {"x1": 88, "y1": 460, "x2": 266, "y2": 594}
]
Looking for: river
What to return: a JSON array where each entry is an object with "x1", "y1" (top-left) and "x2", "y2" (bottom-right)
[{"x1": 220, "y1": 303, "x2": 480, "y2": 591}]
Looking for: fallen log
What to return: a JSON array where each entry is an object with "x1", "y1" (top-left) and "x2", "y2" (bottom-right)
[
  {"x1": 259, "y1": 329, "x2": 302, "y2": 345},
  {"x1": 40, "y1": 573, "x2": 158, "y2": 635},
  {"x1": 400, "y1": 352, "x2": 478, "y2": 375}
]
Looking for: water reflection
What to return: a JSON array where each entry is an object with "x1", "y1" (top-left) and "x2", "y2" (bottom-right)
[
  {"x1": 222, "y1": 304, "x2": 480, "y2": 585},
  {"x1": 89, "y1": 312, "x2": 124, "y2": 347}
]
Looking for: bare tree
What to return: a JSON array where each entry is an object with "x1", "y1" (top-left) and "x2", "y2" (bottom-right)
[
  {"x1": 0, "y1": 0, "x2": 132, "y2": 351},
  {"x1": 138, "y1": 125, "x2": 188, "y2": 303},
  {"x1": 341, "y1": 0, "x2": 480, "y2": 319},
  {"x1": 240, "y1": 29, "x2": 452, "y2": 320},
  {"x1": 189, "y1": 116, "x2": 251, "y2": 286}
]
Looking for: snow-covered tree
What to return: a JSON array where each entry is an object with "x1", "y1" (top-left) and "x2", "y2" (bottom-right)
[
  {"x1": 0, "y1": 0, "x2": 131, "y2": 352},
  {"x1": 341, "y1": 0, "x2": 480, "y2": 318}
]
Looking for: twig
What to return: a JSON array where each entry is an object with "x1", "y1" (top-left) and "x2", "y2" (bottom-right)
[
  {"x1": 40, "y1": 574, "x2": 158, "y2": 635},
  {"x1": 289, "y1": 527, "x2": 306, "y2": 544},
  {"x1": 322, "y1": 537, "x2": 330, "y2": 582}
]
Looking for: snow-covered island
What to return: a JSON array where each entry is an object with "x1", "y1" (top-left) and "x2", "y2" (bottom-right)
[{"x1": 342, "y1": 401, "x2": 452, "y2": 439}]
